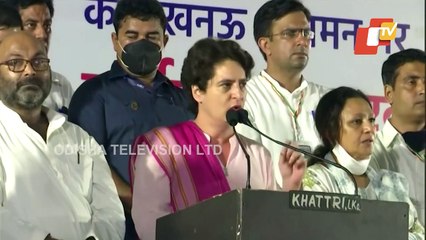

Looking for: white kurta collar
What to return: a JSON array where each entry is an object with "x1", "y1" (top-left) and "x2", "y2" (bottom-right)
[
  {"x1": 381, "y1": 119, "x2": 400, "y2": 148},
  {"x1": 259, "y1": 70, "x2": 308, "y2": 95},
  {"x1": 0, "y1": 101, "x2": 66, "y2": 140}
]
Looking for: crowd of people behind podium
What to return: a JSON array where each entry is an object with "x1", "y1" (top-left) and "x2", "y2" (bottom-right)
[{"x1": 0, "y1": 0, "x2": 424, "y2": 239}]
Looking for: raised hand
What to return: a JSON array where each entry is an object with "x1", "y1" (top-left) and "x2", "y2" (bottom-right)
[{"x1": 278, "y1": 145, "x2": 307, "y2": 191}]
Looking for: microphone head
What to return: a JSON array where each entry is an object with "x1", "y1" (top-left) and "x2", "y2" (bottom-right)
[
  {"x1": 237, "y1": 109, "x2": 252, "y2": 126},
  {"x1": 226, "y1": 108, "x2": 240, "y2": 127}
]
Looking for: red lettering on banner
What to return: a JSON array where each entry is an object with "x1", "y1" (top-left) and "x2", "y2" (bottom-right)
[
  {"x1": 368, "y1": 95, "x2": 392, "y2": 130},
  {"x1": 158, "y1": 57, "x2": 174, "y2": 75},
  {"x1": 159, "y1": 57, "x2": 181, "y2": 87},
  {"x1": 81, "y1": 73, "x2": 97, "y2": 81}
]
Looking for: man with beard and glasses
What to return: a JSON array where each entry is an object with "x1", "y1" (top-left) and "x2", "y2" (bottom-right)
[
  {"x1": 68, "y1": 0, "x2": 192, "y2": 238},
  {"x1": 236, "y1": 0, "x2": 329, "y2": 189},
  {"x1": 6, "y1": 0, "x2": 73, "y2": 114},
  {"x1": 0, "y1": 31, "x2": 125, "y2": 240}
]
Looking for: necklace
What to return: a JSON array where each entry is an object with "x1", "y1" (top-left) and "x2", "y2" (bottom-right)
[{"x1": 262, "y1": 72, "x2": 305, "y2": 141}]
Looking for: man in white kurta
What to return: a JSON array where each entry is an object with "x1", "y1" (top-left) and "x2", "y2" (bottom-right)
[
  {"x1": 0, "y1": 102, "x2": 125, "y2": 239},
  {"x1": 369, "y1": 49, "x2": 425, "y2": 226},
  {"x1": 0, "y1": 31, "x2": 125, "y2": 240},
  {"x1": 5, "y1": 0, "x2": 74, "y2": 113},
  {"x1": 237, "y1": 72, "x2": 328, "y2": 187},
  {"x1": 236, "y1": 1, "x2": 329, "y2": 187},
  {"x1": 371, "y1": 121, "x2": 425, "y2": 226}
]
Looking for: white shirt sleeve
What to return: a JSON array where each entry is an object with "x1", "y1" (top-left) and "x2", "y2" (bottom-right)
[
  {"x1": 0, "y1": 159, "x2": 49, "y2": 240},
  {"x1": 52, "y1": 71, "x2": 73, "y2": 107},
  {"x1": 132, "y1": 151, "x2": 173, "y2": 240},
  {"x1": 0, "y1": 209, "x2": 50, "y2": 240},
  {"x1": 43, "y1": 71, "x2": 74, "y2": 110},
  {"x1": 84, "y1": 137, "x2": 125, "y2": 240}
]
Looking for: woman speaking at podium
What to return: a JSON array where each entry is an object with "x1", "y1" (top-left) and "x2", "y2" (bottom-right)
[
  {"x1": 302, "y1": 87, "x2": 424, "y2": 239},
  {"x1": 129, "y1": 38, "x2": 307, "y2": 240}
]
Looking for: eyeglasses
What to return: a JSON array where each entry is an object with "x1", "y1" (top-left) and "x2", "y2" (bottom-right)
[
  {"x1": 0, "y1": 58, "x2": 50, "y2": 73},
  {"x1": 270, "y1": 28, "x2": 314, "y2": 40}
]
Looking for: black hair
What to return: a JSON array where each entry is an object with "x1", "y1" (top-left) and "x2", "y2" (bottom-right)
[
  {"x1": 310, "y1": 86, "x2": 371, "y2": 165},
  {"x1": 253, "y1": 0, "x2": 311, "y2": 60},
  {"x1": 0, "y1": 2, "x2": 23, "y2": 28},
  {"x1": 180, "y1": 38, "x2": 254, "y2": 115},
  {"x1": 113, "y1": 0, "x2": 167, "y2": 33},
  {"x1": 5, "y1": 0, "x2": 54, "y2": 17},
  {"x1": 381, "y1": 48, "x2": 426, "y2": 87}
]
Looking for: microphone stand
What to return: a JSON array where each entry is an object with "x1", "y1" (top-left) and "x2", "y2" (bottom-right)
[
  {"x1": 238, "y1": 111, "x2": 359, "y2": 196},
  {"x1": 226, "y1": 109, "x2": 252, "y2": 189},
  {"x1": 232, "y1": 126, "x2": 251, "y2": 189}
]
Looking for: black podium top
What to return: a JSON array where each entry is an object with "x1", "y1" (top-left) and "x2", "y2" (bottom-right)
[{"x1": 157, "y1": 189, "x2": 408, "y2": 240}]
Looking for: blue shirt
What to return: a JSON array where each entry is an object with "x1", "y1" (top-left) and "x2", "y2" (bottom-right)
[{"x1": 69, "y1": 61, "x2": 193, "y2": 183}]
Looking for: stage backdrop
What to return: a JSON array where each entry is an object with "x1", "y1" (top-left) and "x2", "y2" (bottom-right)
[{"x1": 48, "y1": 0, "x2": 425, "y2": 129}]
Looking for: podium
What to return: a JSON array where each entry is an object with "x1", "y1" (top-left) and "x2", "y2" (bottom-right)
[{"x1": 156, "y1": 189, "x2": 408, "y2": 240}]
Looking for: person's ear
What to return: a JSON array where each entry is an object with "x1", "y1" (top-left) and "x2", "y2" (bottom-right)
[
  {"x1": 384, "y1": 84, "x2": 394, "y2": 105},
  {"x1": 111, "y1": 32, "x2": 120, "y2": 53},
  {"x1": 192, "y1": 85, "x2": 204, "y2": 104},
  {"x1": 162, "y1": 34, "x2": 169, "y2": 48},
  {"x1": 258, "y1": 37, "x2": 272, "y2": 58}
]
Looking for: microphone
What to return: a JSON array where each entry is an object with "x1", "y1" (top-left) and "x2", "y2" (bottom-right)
[
  {"x1": 228, "y1": 108, "x2": 359, "y2": 196},
  {"x1": 226, "y1": 108, "x2": 251, "y2": 189},
  {"x1": 226, "y1": 108, "x2": 240, "y2": 127}
]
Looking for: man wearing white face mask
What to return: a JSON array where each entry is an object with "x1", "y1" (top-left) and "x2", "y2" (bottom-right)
[{"x1": 68, "y1": 0, "x2": 193, "y2": 239}]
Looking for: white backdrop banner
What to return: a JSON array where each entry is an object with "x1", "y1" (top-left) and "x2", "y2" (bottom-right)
[{"x1": 48, "y1": 0, "x2": 425, "y2": 129}]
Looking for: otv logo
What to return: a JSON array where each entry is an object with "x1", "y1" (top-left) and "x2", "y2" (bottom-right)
[{"x1": 354, "y1": 18, "x2": 398, "y2": 55}]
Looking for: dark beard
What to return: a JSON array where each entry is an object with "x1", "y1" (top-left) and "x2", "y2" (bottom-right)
[{"x1": 4, "y1": 76, "x2": 50, "y2": 109}]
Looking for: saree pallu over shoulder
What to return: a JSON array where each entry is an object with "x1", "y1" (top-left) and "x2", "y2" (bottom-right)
[{"x1": 130, "y1": 121, "x2": 231, "y2": 212}]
